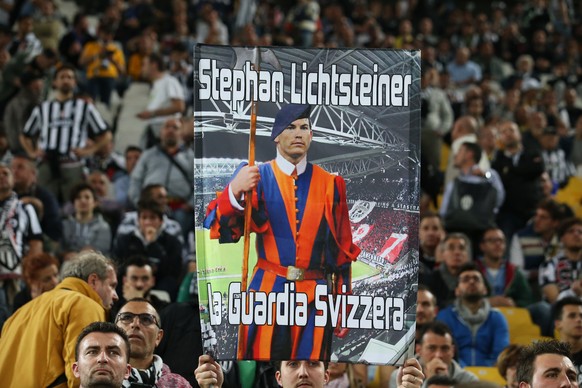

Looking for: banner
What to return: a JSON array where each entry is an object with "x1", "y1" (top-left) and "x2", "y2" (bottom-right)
[{"x1": 194, "y1": 45, "x2": 421, "y2": 364}]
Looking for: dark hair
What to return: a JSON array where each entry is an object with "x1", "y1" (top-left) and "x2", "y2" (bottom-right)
[
  {"x1": 426, "y1": 375, "x2": 456, "y2": 387},
  {"x1": 420, "y1": 211, "x2": 443, "y2": 225},
  {"x1": 70, "y1": 182, "x2": 96, "y2": 202},
  {"x1": 125, "y1": 145, "x2": 142, "y2": 155},
  {"x1": 54, "y1": 63, "x2": 77, "y2": 78},
  {"x1": 536, "y1": 199, "x2": 567, "y2": 221},
  {"x1": 148, "y1": 53, "x2": 166, "y2": 71},
  {"x1": 75, "y1": 321, "x2": 130, "y2": 361},
  {"x1": 480, "y1": 227, "x2": 504, "y2": 242},
  {"x1": 557, "y1": 217, "x2": 582, "y2": 239},
  {"x1": 460, "y1": 141, "x2": 482, "y2": 163},
  {"x1": 137, "y1": 199, "x2": 165, "y2": 219},
  {"x1": 417, "y1": 321, "x2": 452, "y2": 344},
  {"x1": 122, "y1": 255, "x2": 152, "y2": 275},
  {"x1": 21, "y1": 253, "x2": 59, "y2": 285},
  {"x1": 516, "y1": 340, "x2": 572, "y2": 384},
  {"x1": 497, "y1": 344, "x2": 524, "y2": 378},
  {"x1": 456, "y1": 262, "x2": 482, "y2": 279},
  {"x1": 417, "y1": 284, "x2": 437, "y2": 304},
  {"x1": 140, "y1": 184, "x2": 165, "y2": 202},
  {"x1": 552, "y1": 296, "x2": 582, "y2": 321}
]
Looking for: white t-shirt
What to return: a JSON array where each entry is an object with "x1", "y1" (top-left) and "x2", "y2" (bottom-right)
[{"x1": 146, "y1": 73, "x2": 185, "y2": 125}]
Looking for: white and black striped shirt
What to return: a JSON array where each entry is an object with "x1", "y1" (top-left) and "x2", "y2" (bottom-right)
[
  {"x1": 22, "y1": 98, "x2": 109, "y2": 155},
  {"x1": 0, "y1": 194, "x2": 43, "y2": 276}
]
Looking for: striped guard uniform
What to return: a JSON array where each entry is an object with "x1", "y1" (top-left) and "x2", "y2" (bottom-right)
[{"x1": 204, "y1": 157, "x2": 360, "y2": 360}]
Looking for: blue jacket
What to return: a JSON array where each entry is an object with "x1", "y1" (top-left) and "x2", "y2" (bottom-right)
[{"x1": 437, "y1": 304, "x2": 509, "y2": 367}]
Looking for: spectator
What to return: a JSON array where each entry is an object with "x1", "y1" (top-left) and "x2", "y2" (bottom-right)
[
  {"x1": 476, "y1": 227, "x2": 534, "y2": 308},
  {"x1": 440, "y1": 141, "x2": 505, "y2": 248},
  {"x1": 136, "y1": 53, "x2": 185, "y2": 148},
  {"x1": 117, "y1": 183, "x2": 183, "y2": 244},
  {"x1": 497, "y1": 344, "x2": 524, "y2": 388},
  {"x1": 509, "y1": 199, "x2": 565, "y2": 285},
  {"x1": 113, "y1": 145, "x2": 142, "y2": 208},
  {"x1": 0, "y1": 162, "x2": 42, "y2": 325},
  {"x1": 285, "y1": 0, "x2": 320, "y2": 47},
  {"x1": 87, "y1": 138, "x2": 126, "y2": 183},
  {"x1": 446, "y1": 47, "x2": 482, "y2": 89},
  {"x1": 552, "y1": 296, "x2": 582, "y2": 384},
  {"x1": 110, "y1": 255, "x2": 168, "y2": 319},
  {"x1": 419, "y1": 212, "x2": 445, "y2": 271},
  {"x1": 0, "y1": 251, "x2": 118, "y2": 387},
  {"x1": 437, "y1": 262, "x2": 509, "y2": 367},
  {"x1": 79, "y1": 21, "x2": 126, "y2": 107},
  {"x1": 73, "y1": 321, "x2": 131, "y2": 388},
  {"x1": 7, "y1": 14, "x2": 42, "y2": 62},
  {"x1": 31, "y1": 0, "x2": 64, "y2": 51},
  {"x1": 60, "y1": 183, "x2": 112, "y2": 260},
  {"x1": 444, "y1": 115, "x2": 489, "y2": 186},
  {"x1": 0, "y1": 128, "x2": 11, "y2": 164},
  {"x1": 429, "y1": 233, "x2": 472, "y2": 309},
  {"x1": 492, "y1": 120, "x2": 545, "y2": 241},
  {"x1": 20, "y1": 64, "x2": 111, "y2": 203},
  {"x1": 420, "y1": 66, "x2": 454, "y2": 172},
  {"x1": 516, "y1": 340, "x2": 578, "y2": 387},
  {"x1": 12, "y1": 252, "x2": 59, "y2": 311},
  {"x1": 11, "y1": 152, "x2": 62, "y2": 243},
  {"x1": 196, "y1": 3, "x2": 229, "y2": 45},
  {"x1": 539, "y1": 126, "x2": 576, "y2": 189},
  {"x1": 477, "y1": 124, "x2": 499, "y2": 162},
  {"x1": 129, "y1": 117, "x2": 193, "y2": 241},
  {"x1": 113, "y1": 200, "x2": 182, "y2": 301},
  {"x1": 425, "y1": 375, "x2": 456, "y2": 388},
  {"x1": 571, "y1": 116, "x2": 582, "y2": 170},
  {"x1": 0, "y1": 47, "x2": 57, "y2": 114},
  {"x1": 389, "y1": 322, "x2": 478, "y2": 386},
  {"x1": 58, "y1": 12, "x2": 94, "y2": 72},
  {"x1": 114, "y1": 298, "x2": 191, "y2": 387},
  {"x1": 539, "y1": 217, "x2": 582, "y2": 304},
  {"x1": 3, "y1": 70, "x2": 43, "y2": 153},
  {"x1": 416, "y1": 285, "x2": 438, "y2": 342}
]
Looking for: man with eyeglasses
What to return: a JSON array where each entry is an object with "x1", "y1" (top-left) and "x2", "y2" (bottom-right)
[
  {"x1": 115, "y1": 298, "x2": 191, "y2": 387},
  {"x1": 475, "y1": 227, "x2": 534, "y2": 307},
  {"x1": 436, "y1": 262, "x2": 509, "y2": 367}
]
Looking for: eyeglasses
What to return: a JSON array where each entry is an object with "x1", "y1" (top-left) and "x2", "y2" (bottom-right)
[{"x1": 115, "y1": 312, "x2": 159, "y2": 327}]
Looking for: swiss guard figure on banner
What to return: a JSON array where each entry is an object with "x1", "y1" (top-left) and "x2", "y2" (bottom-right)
[{"x1": 204, "y1": 103, "x2": 360, "y2": 360}]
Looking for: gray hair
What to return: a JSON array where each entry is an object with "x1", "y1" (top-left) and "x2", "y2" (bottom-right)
[{"x1": 61, "y1": 251, "x2": 114, "y2": 281}]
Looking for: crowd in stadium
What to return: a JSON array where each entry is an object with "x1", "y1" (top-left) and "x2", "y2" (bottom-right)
[{"x1": 0, "y1": 0, "x2": 581, "y2": 387}]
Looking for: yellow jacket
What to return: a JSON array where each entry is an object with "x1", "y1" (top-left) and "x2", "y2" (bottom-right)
[
  {"x1": 80, "y1": 40, "x2": 125, "y2": 79},
  {"x1": 0, "y1": 277, "x2": 106, "y2": 388}
]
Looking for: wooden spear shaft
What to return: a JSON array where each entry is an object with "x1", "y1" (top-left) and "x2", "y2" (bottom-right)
[{"x1": 238, "y1": 49, "x2": 260, "y2": 359}]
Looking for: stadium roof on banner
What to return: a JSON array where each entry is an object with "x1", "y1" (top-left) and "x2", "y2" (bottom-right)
[
  {"x1": 194, "y1": 148, "x2": 420, "y2": 180},
  {"x1": 194, "y1": 47, "x2": 420, "y2": 152}
]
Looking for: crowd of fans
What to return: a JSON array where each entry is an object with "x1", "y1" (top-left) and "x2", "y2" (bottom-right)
[{"x1": 0, "y1": 0, "x2": 581, "y2": 387}]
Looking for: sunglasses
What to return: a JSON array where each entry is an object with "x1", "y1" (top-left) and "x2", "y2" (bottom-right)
[{"x1": 115, "y1": 312, "x2": 159, "y2": 327}]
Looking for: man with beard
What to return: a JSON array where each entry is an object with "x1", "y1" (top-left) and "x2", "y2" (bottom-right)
[
  {"x1": 115, "y1": 298, "x2": 190, "y2": 387},
  {"x1": 20, "y1": 64, "x2": 111, "y2": 203},
  {"x1": 128, "y1": 117, "x2": 193, "y2": 242},
  {"x1": 73, "y1": 321, "x2": 131, "y2": 388},
  {"x1": 553, "y1": 297, "x2": 582, "y2": 384},
  {"x1": 436, "y1": 263, "x2": 509, "y2": 367}
]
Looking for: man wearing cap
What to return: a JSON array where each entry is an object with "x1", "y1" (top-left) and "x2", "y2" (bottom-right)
[{"x1": 204, "y1": 104, "x2": 360, "y2": 361}]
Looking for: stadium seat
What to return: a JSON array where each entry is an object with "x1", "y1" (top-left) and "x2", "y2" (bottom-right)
[
  {"x1": 464, "y1": 366, "x2": 506, "y2": 385},
  {"x1": 496, "y1": 307, "x2": 542, "y2": 342},
  {"x1": 555, "y1": 176, "x2": 582, "y2": 218},
  {"x1": 511, "y1": 334, "x2": 554, "y2": 346}
]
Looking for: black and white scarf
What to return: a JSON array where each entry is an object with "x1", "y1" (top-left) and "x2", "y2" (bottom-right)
[{"x1": 122, "y1": 355, "x2": 164, "y2": 388}]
